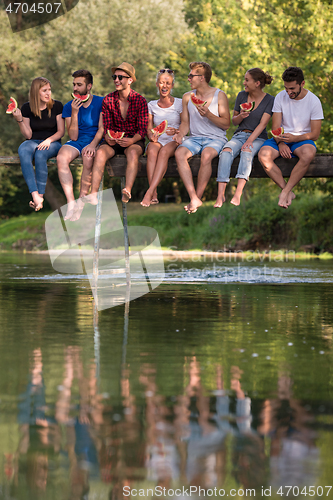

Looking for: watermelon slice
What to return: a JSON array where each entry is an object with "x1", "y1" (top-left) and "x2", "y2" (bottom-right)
[
  {"x1": 71, "y1": 93, "x2": 90, "y2": 103},
  {"x1": 240, "y1": 102, "x2": 255, "y2": 112},
  {"x1": 107, "y1": 130, "x2": 125, "y2": 140},
  {"x1": 271, "y1": 127, "x2": 284, "y2": 138},
  {"x1": 151, "y1": 120, "x2": 168, "y2": 136},
  {"x1": 190, "y1": 93, "x2": 207, "y2": 107},
  {"x1": 6, "y1": 97, "x2": 18, "y2": 114}
]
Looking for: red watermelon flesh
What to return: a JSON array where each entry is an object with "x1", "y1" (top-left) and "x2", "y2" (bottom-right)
[
  {"x1": 240, "y1": 102, "x2": 255, "y2": 112},
  {"x1": 107, "y1": 130, "x2": 125, "y2": 140},
  {"x1": 6, "y1": 97, "x2": 18, "y2": 114},
  {"x1": 71, "y1": 93, "x2": 90, "y2": 103},
  {"x1": 151, "y1": 120, "x2": 168, "y2": 136},
  {"x1": 190, "y1": 93, "x2": 207, "y2": 107},
  {"x1": 271, "y1": 127, "x2": 284, "y2": 138}
]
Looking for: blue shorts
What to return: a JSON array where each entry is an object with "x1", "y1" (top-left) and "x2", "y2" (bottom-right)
[
  {"x1": 179, "y1": 136, "x2": 227, "y2": 155},
  {"x1": 262, "y1": 138, "x2": 316, "y2": 158},
  {"x1": 65, "y1": 136, "x2": 95, "y2": 154}
]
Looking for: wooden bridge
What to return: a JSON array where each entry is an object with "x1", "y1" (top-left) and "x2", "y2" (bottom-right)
[{"x1": 1, "y1": 153, "x2": 333, "y2": 178}]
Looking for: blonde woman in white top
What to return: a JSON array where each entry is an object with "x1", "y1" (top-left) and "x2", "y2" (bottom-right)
[{"x1": 141, "y1": 69, "x2": 182, "y2": 207}]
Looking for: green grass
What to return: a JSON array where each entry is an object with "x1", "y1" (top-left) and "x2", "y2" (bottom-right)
[{"x1": 1, "y1": 191, "x2": 333, "y2": 254}]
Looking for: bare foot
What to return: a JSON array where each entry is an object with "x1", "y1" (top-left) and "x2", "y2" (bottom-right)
[
  {"x1": 122, "y1": 188, "x2": 131, "y2": 203},
  {"x1": 186, "y1": 198, "x2": 202, "y2": 214},
  {"x1": 230, "y1": 194, "x2": 241, "y2": 206},
  {"x1": 84, "y1": 193, "x2": 99, "y2": 206},
  {"x1": 63, "y1": 200, "x2": 76, "y2": 220},
  {"x1": 150, "y1": 198, "x2": 159, "y2": 205},
  {"x1": 278, "y1": 190, "x2": 289, "y2": 209},
  {"x1": 70, "y1": 198, "x2": 85, "y2": 221},
  {"x1": 30, "y1": 192, "x2": 44, "y2": 211},
  {"x1": 214, "y1": 196, "x2": 225, "y2": 208},
  {"x1": 286, "y1": 191, "x2": 296, "y2": 207},
  {"x1": 140, "y1": 191, "x2": 152, "y2": 207}
]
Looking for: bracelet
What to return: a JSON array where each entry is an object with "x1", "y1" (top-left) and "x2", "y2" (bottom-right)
[{"x1": 17, "y1": 120, "x2": 23, "y2": 123}]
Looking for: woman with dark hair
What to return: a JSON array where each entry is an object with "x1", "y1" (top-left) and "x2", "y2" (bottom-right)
[
  {"x1": 13, "y1": 77, "x2": 64, "y2": 211},
  {"x1": 214, "y1": 68, "x2": 274, "y2": 207},
  {"x1": 140, "y1": 69, "x2": 182, "y2": 207}
]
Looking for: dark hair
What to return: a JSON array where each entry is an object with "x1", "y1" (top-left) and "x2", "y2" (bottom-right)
[
  {"x1": 72, "y1": 69, "x2": 93, "y2": 86},
  {"x1": 189, "y1": 61, "x2": 212, "y2": 83},
  {"x1": 282, "y1": 67, "x2": 304, "y2": 84},
  {"x1": 247, "y1": 68, "x2": 273, "y2": 89}
]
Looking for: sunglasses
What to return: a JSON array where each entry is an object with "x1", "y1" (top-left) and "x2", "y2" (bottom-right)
[
  {"x1": 159, "y1": 69, "x2": 174, "y2": 74},
  {"x1": 188, "y1": 74, "x2": 202, "y2": 79},
  {"x1": 112, "y1": 74, "x2": 130, "y2": 81}
]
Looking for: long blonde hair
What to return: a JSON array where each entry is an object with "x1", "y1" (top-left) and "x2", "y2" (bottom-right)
[{"x1": 29, "y1": 77, "x2": 54, "y2": 118}]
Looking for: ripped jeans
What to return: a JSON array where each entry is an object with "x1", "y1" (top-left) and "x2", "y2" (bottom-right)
[{"x1": 216, "y1": 131, "x2": 265, "y2": 183}]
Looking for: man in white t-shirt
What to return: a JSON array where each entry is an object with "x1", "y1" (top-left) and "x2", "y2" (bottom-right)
[{"x1": 258, "y1": 67, "x2": 324, "y2": 208}]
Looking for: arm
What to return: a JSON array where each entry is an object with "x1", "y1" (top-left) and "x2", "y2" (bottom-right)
[
  {"x1": 232, "y1": 109, "x2": 250, "y2": 126},
  {"x1": 197, "y1": 90, "x2": 230, "y2": 130},
  {"x1": 82, "y1": 113, "x2": 104, "y2": 157},
  {"x1": 281, "y1": 120, "x2": 322, "y2": 143},
  {"x1": 12, "y1": 108, "x2": 32, "y2": 139},
  {"x1": 147, "y1": 113, "x2": 158, "y2": 142},
  {"x1": 241, "y1": 112, "x2": 272, "y2": 151},
  {"x1": 173, "y1": 93, "x2": 190, "y2": 144},
  {"x1": 66, "y1": 98, "x2": 83, "y2": 141},
  {"x1": 37, "y1": 114, "x2": 65, "y2": 150}
]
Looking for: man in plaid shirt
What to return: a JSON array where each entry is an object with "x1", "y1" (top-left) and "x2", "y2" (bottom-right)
[{"x1": 89, "y1": 62, "x2": 148, "y2": 203}]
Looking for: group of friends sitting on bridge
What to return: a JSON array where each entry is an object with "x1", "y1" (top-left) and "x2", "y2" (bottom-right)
[{"x1": 11, "y1": 62, "x2": 324, "y2": 220}]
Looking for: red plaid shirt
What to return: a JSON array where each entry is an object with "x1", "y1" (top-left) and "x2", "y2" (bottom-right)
[{"x1": 102, "y1": 89, "x2": 148, "y2": 140}]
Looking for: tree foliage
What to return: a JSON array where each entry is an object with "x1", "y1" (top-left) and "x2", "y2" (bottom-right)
[{"x1": 167, "y1": 0, "x2": 333, "y2": 152}]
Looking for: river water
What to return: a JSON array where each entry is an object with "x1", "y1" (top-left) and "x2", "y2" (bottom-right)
[{"x1": 0, "y1": 252, "x2": 333, "y2": 500}]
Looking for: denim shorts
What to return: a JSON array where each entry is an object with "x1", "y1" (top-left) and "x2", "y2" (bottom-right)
[
  {"x1": 180, "y1": 135, "x2": 227, "y2": 155},
  {"x1": 262, "y1": 138, "x2": 316, "y2": 157}
]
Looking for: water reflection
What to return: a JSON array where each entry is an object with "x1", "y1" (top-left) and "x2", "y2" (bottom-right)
[
  {"x1": 0, "y1": 255, "x2": 333, "y2": 498},
  {"x1": 5, "y1": 348, "x2": 324, "y2": 499}
]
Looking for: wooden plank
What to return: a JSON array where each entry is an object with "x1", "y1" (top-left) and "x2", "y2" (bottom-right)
[{"x1": 1, "y1": 154, "x2": 333, "y2": 178}]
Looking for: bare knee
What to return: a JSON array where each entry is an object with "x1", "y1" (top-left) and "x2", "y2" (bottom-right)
[
  {"x1": 175, "y1": 146, "x2": 190, "y2": 162},
  {"x1": 201, "y1": 150, "x2": 215, "y2": 164},
  {"x1": 223, "y1": 147, "x2": 232, "y2": 154},
  {"x1": 258, "y1": 147, "x2": 273, "y2": 166},
  {"x1": 297, "y1": 147, "x2": 316, "y2": 165}
]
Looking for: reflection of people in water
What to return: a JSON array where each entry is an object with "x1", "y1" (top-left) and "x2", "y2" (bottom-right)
[
  {"x1": 140, "y1": 363, "x2": 180, "y2": 490},
  {"x1": 104, "y1": 366, "x2": 146, "y2": 500},
  {"x1": 56, "y1": 346, "x2": 102, "y2": 500},
  {"x1": 13, "y1": 348, "x2": 61, "y2": 494},
  {"x1": 258, "y1": 373, "x2": 320, "y2": 489}
]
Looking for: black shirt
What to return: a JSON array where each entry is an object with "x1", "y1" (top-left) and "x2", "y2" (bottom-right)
[{"x1": 21, "y1": 100, "x2": 63, "y2": 141}]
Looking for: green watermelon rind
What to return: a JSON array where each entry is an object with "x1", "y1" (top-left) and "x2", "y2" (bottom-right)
[
  {"x1": 151, "y1": 120, "x2": 168, "y2": 136},
  {"x1": 6, "y1": 97, "x2": 18, "y2": 114},
  {"x1": 107, "y1": 130, "x2": 125, "y2": 140},
  {"x1": 71, "y1": 93, "x2": 90, "y2": 103},
  {"x1": 240, "y1": 101, "x2": 255, "y2": 112},
  {"x1": 190, "y1": 93, "x2": 207, "y2": 107},
  {"x1": 271, "y1": 127, "x2": 284, "y2": 138}
]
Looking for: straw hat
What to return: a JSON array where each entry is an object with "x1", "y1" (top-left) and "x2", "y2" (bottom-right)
[{"x1": 111, "y1": 62, "x2": 136, "y2": 82}]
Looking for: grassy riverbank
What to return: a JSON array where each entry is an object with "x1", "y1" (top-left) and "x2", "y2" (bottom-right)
[{"x1": 1, "y1": 189, "x2": 333, "y2": 254}]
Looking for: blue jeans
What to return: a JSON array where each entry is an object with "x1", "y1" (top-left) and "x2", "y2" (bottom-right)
[
  {"x1": 18, "y1": 140, "x2": 62, "y2": 194},
  {"x1": 216, "y1": 132, "x2": 265, "y2": 183}
]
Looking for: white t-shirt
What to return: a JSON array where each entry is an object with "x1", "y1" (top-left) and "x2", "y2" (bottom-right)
[
  {"x1": 148, "y1": 98, "x2": 182, "y2": 145},
  {"x1": 272, "y1": 89, "x2": 324, "y2": 136}
]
